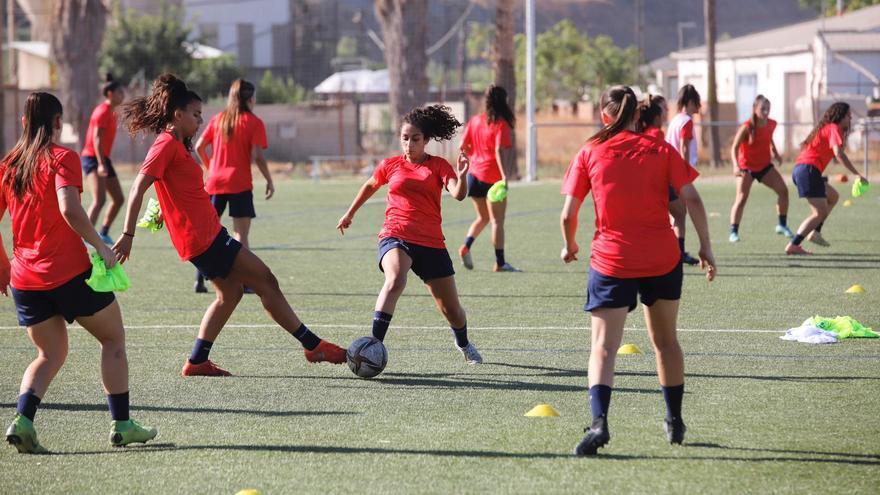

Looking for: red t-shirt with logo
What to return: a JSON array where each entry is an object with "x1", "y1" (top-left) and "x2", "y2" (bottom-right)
[
  {"x1": 795, "y1": 123, "x2": 844, "y2": 173},
  {"x1": 82, "y1": 102, "x2": 118, "y2": 158},
  {"x1": 461, "y1": 113, "x2": 512, "y2": 184},
  {"x1": 373, "y1": 155, "x2": 457, "y2": 249},
  {"x1": 141, "y1": 132, "x2": 221, "y2": 260},
  {"x1": 200, "y1": 112, "x2": 268, "y2": 194},
  {"x1": 0, "y1": 145, "x2": 91, "y2": 290},
  {"x1": 737, "y1": 119, "x2": 776, "y2": 172},
  {"x1": 561, "y1": 130, "x2": 699, "y2": 279}
]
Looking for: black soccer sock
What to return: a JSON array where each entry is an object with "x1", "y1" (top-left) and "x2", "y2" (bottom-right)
[
  {"x1": 678, "y1": 237, "x2": 685, "y2": 254},
  {"x1": 16, "y1": 390, "x2": 41, "y2": 422},
  {"x1": 778, "y1": 214, "x2": 787, "y2": 227},
  {"x1": 792, "y1": 234, "x2": 805, "y2": 246},
  {"x1": 730, "y1": 223, "x2": 739, "y2": 234},
  {"x1": 589, "y1": 384, "x2": 612, "y2": 420},
  {"x1": 451, "y1": 324, "x2": 469, "y2": 348},
  {"x1": 189, "y1": 338, "x2": 213, "y2": 364},
  {"x1": 464, "y1": 236, "x2": 475, "y2": 249},
  {"x1": 372, "y1": 311, "x2": 393, "y2": 341},
  {"x1": 107, "y1": 391, "x2": 130, "y2": 422},
  {"x1": 815, "y1": 222, "x2": 824, "y2": 233},
  {"x1": 495, "y1": 249, "x2": 506, "y2": 266},
  {"x1": 290, "y1": 323, "x2": 321, "y2": 350},
  {"x1": 662, "y1": 384, "x2": 684, "y2": 420},
  {"x1": 100, "y1": 225, "x2": 110, "y2": 237}
]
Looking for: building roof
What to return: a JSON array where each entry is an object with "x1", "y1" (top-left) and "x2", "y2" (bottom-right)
[
  {"x1": 6, "y1": 41, "x2": 50, "y2": 59},
  {"x1": 314, "y1": 69, "x2": 390, "y2": 94},
  {"x1": 822, "y1": 31, "x2": 880, "y2": 51},
  {"x1": 672, "y1": 4, "x2": 880, "y2": 60}
]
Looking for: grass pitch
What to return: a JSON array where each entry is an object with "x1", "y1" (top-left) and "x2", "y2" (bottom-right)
[{"x1": 1, "y1": 176, "x2": 878, "y2": 494}]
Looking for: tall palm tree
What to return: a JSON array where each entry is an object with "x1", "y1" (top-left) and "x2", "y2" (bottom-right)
[
  {"x1": 375, "y1": 0, "x2": 429, "y2": 126},
  {"x1": 704, "y1": 0, "x2": 722, "y2": 167}
]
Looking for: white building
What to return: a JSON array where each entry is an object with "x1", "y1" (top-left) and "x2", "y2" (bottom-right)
[{"x1": 656, "y1": 5, "x2": 880, "y2": 152}]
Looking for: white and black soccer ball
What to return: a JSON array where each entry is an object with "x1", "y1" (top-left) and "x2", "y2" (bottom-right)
[{"x1": 346, "y1": 336, "x2": 388, "y2": 379}]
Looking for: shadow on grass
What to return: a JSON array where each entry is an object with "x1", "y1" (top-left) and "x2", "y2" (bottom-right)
[
  {"x1": 0, "y1": 403, "x2": 358, "y2": 418},
  {"x1": 47, "y1": 442, "x2": 880, "y2": 465}
]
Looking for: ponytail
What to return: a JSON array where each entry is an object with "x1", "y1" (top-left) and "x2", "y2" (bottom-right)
[
  {"x1": 121, "y1": 73, "x2": 202, "y2": 150},
  {"x1": 1, "y1": 92, "x2": 63, "y2": 200},
  {"x1": 588, "y1": 86, "x2": 638, "y2": 144},
  {"x1": 219, "y1": 78, "x2": 255, "y2": 141},
  {"x1": 801, "y1": 101, "x2": 850, "y2": 148},
  {"x1": 747, "y1": 94, "x2": 769, "y2": 144}
]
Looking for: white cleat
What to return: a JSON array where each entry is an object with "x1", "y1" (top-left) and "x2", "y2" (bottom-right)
[
  {"x1": 457, "y1": 342, "x2": 483, "y2": 365},
  {"x1": 807, "y1": 231, "x2": 830, "y2": 247}
]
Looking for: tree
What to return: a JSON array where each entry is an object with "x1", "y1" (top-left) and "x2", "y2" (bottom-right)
[
  {"x1": 493, "y1": 0, "x2": 519, "y2": 179},
  {"x1": 799, "y1": 0, "x2": 880, "y2": 14},
  {"x1": 50, "y1": 0, "x2": 108, "y2": 149},
  {"x1": 256, "y1": 70, "x2": 308, "y2": 104},
  {"x1": 704, "y1": 0, "x2": 722, "y2": 167},
  {"x1": 374, "y1": 0, "x2": 429, "y2": 124}
]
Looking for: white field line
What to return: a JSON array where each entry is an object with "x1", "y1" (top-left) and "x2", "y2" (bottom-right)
[{"x1": 0, "y1": 324, "x2": 780, "y2": 333}]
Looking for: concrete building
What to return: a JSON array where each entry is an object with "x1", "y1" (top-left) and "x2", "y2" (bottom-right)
[{"x1": 655, "y1": 5, "x2": 880, "y2": 153}]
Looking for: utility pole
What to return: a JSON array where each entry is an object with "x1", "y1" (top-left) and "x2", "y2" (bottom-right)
[{"x1": 704, "y1": 0, "x2": 722, "y2": 167}]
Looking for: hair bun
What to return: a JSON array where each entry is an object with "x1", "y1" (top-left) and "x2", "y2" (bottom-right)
[{"x1": 105, "y1": 73, "x2": 114, "y2": 83}]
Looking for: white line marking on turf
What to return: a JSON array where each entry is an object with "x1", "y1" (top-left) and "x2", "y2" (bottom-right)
[{"x1": 0, "y1": 324, "x2": 780, "y2": 333}]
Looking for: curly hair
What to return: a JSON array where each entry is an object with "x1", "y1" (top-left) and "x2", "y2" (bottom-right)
[
  {"x1": 402, "y1": 104, "x2": 462, "y2": 142},
  {"x1": 801, "y1": 102, "x2": 850, "y2": 148},
  {"x1": 121, "y1": 73, "x2": 202, "y2": 149}
]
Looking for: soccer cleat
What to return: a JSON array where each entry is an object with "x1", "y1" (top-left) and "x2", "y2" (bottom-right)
[
  {"x1": 459, "y1": 246, "x2": 474, "y2": 270},
  {"x1": 194, "y1": 281, "x2": 208, "y2": 293},
  {"x1": 681, "y1": 252, "x2": 700, "y2": 266},
  {"x1": 110, "y1": 419, "x2": 157, "y2": 447},
  {"x1": 775, "y1": 225, "x2": 794, "y2": 238},
  {"x1": 728, "y1": 232, "x2": 740, "y2": 243},
  {"x1": 807, "y1": 231, "x2": 830, "y2": 247},
  {"x1": 457, "y1": 342, "x2": 483, "y2": 364},
  {"x1": 99, "y1": 233, "x2": 114, "y2": 245},
  {"x1": 181, "y1": 359, "x2": 232, "y2": 377},
  {"x1": 304, "y1": 340, "x2": 346, "y2": 364},
  {"x1": 493, "y1": 262, "x2": 522, "y2": 272},
  {"x1": 785, "y1": 243, "x2": 812, "y2": 255},
  {"x1": 573, "y1": 416, "x2": 611, "y2": 456},
  {"x1": 5, "y1": 414, "x2": 48, "y2": 454},
  {"x1": 663, "y1": 417, "x2": 687, "y2": 445}
]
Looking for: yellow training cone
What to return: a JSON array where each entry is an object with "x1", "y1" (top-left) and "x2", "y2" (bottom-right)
[
  {"x1": 617, "y1": 343, "x2": 643, "y2": 355},
  {"x1": 843, "y1": 199, "x2": 853, "y2": 207},
  {"x1": 236, "y1": 490, "x2": 261, "y2": 495},
  {"x1": 845, "y1": 284, "x2": 866, "y2": 294},
  {"x1": 524, "y1": 404, "x2": 560, "y2": 417}
]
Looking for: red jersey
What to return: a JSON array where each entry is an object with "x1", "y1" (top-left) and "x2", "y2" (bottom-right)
[
  {"x1": 737, "y1": 119, "x2": 776, "y2": 172},
  {"x1": 141, "y1": 132, "x2": 221, "y2": 260},
  {"x1": 373, "y1": 155, "x2": 457, "y2": 249},
  {"x1": 795, "y1": 123, "x2": 844, "y2": 173},
  {"x1": 643, "y1": 127, "x2": 665, "y2": 140},
  {"x1": 0, "y1": 145, "x2": 91, "y2": 290},
  {"x1": 460, "y1": 113, "x2": 512, "y2": 184},
  {"x1": 200, "y1": 112, "x2": 268, "y2": 194},
  {"x1": 82, "y1": 102, "x2": 118, "y2": 158},
  {"x1": 562, "y1": 130, "x2": 699, "y2": 279}
]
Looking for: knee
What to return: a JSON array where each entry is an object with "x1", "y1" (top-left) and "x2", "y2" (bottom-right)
[
  {"x1": 384, "y1": 275, "x2": 407, "y2": 295},
  {"x1": 651, "y1": 335, "x2": 680, "y2": 355},
  {"x1": 218, "y1": 285, "x2": 245, "y2": 305},
  {"x1": 476, "y1": 214, "x2": 490, "y2": 227},
  {"x1": 491, "y1": 217, "x2": 504, "y2": 229},
  {"x1": 92, "y1": 196, "x2": 106, "y2": 209},
  {"x1": 39, "y1": 347, "x2": 68, "y2": 370}
]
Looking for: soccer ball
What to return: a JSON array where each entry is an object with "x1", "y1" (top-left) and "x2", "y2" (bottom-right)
[{"x1": 346, "y1": 336, "x2": 388, "y2": 379}]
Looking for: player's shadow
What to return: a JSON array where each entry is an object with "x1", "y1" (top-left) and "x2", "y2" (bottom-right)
[
  {"x1": 0, "y1": 402, "x2": 357, "y2": 418},
  {"x1": 615, "y1": 370, "x2": 880, "y2": 383},
  {"x1": 685, "y1": 442, "x2": 880, "y2": 465}
]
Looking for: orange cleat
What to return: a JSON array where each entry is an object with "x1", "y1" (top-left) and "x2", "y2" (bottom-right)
[
  {"x1": 181, "y1": 359, "x2": 232, "y2": 377},
  {"x1": 785, "y1": 244, "x2": 812, "y2": 255},
  {"x1": 304, "y1": 340, "x2": 347, "y2": 364}
]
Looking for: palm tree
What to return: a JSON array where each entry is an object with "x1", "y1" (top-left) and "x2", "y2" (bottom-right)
[
  {"x1": 374, "y1": 0, "x2": 429, "y2": 125},
  {"x1": 704, "y1": 0, "x2": 722, "y2": 167},
  {"x1": 492, "y1": 0, "x2": 519, "y2": 179}
]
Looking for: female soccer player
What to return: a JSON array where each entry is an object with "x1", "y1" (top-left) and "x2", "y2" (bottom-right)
[
  {"x1": 113, "y1": 74, "x2": 346, "y2": 376},
  {"x1": 457, "y1": 85, "x2": 519, "y2": 272},
  {"x1": 639, "y1": 93, "x2": 667, "y2": 140},
  {"x1": 561, "y1": 85, "x2": 716, "y2": 456},
  {"x1": 3, "y1": 92, "x2": 156, "y2": 454},
  {"x1": 337, "y1": 105, "x2": 482, "y2": 365},
  {"x1": 193, "y1": 79, "x2": 274, "y2": 293},
  {"x1": 665, "y1": 84, "x2": 701, "y2": 266},
  {"x1": 82, "y1": 74, "x2": 126, "y2": 244},
  {"x1": 785, "y1": 102, "x2": 868, "y2": 254},
  {"x1": 728, "y1": 95, "x2": 793, "y2": 242}
]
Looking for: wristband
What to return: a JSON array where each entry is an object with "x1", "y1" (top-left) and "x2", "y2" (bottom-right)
[{"x1": 122, "y1": 232, "x2": 134, "y2": 238}]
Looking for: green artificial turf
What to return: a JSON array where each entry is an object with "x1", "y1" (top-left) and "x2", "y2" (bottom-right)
[{"x1": 0, "y1": 177, "x2": 878, "y2": 494}]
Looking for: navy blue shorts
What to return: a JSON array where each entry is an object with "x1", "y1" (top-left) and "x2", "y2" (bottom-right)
[
  {"x1": 190, "y1": 227, "x2": 243, "y2": 280},
  {"x1": 378, "y1": 237, "x2": 455, "y2": 283},
  {"x1": 792, "y1": 164, "x2": 827, "y2": 198},
  {"x1": 81, "y1": 155, "x2": 117, "y2": 179},
  {"x1": 668, "y1": 186, "x2": 679, "y2": 202},
  {"x1": 584, "y1": 264, "x2": 683, "y2": 312},
  {"x1": 467, "y1": 174, "x2": 493, "y2": 199},
  {"x1": 12, "y1": 269, "x2": 116, "y2": 327},
  {"x1": 211, "y1": 190, "x2": 256, "y2": 218},
  {"x1": 742, "y1": 163, "x2": 774, "y2": 183}
]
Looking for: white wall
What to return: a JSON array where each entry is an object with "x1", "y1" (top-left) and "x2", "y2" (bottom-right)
[{"x1": 183, "y1": 0, "x2": 290, "y2": 68}]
